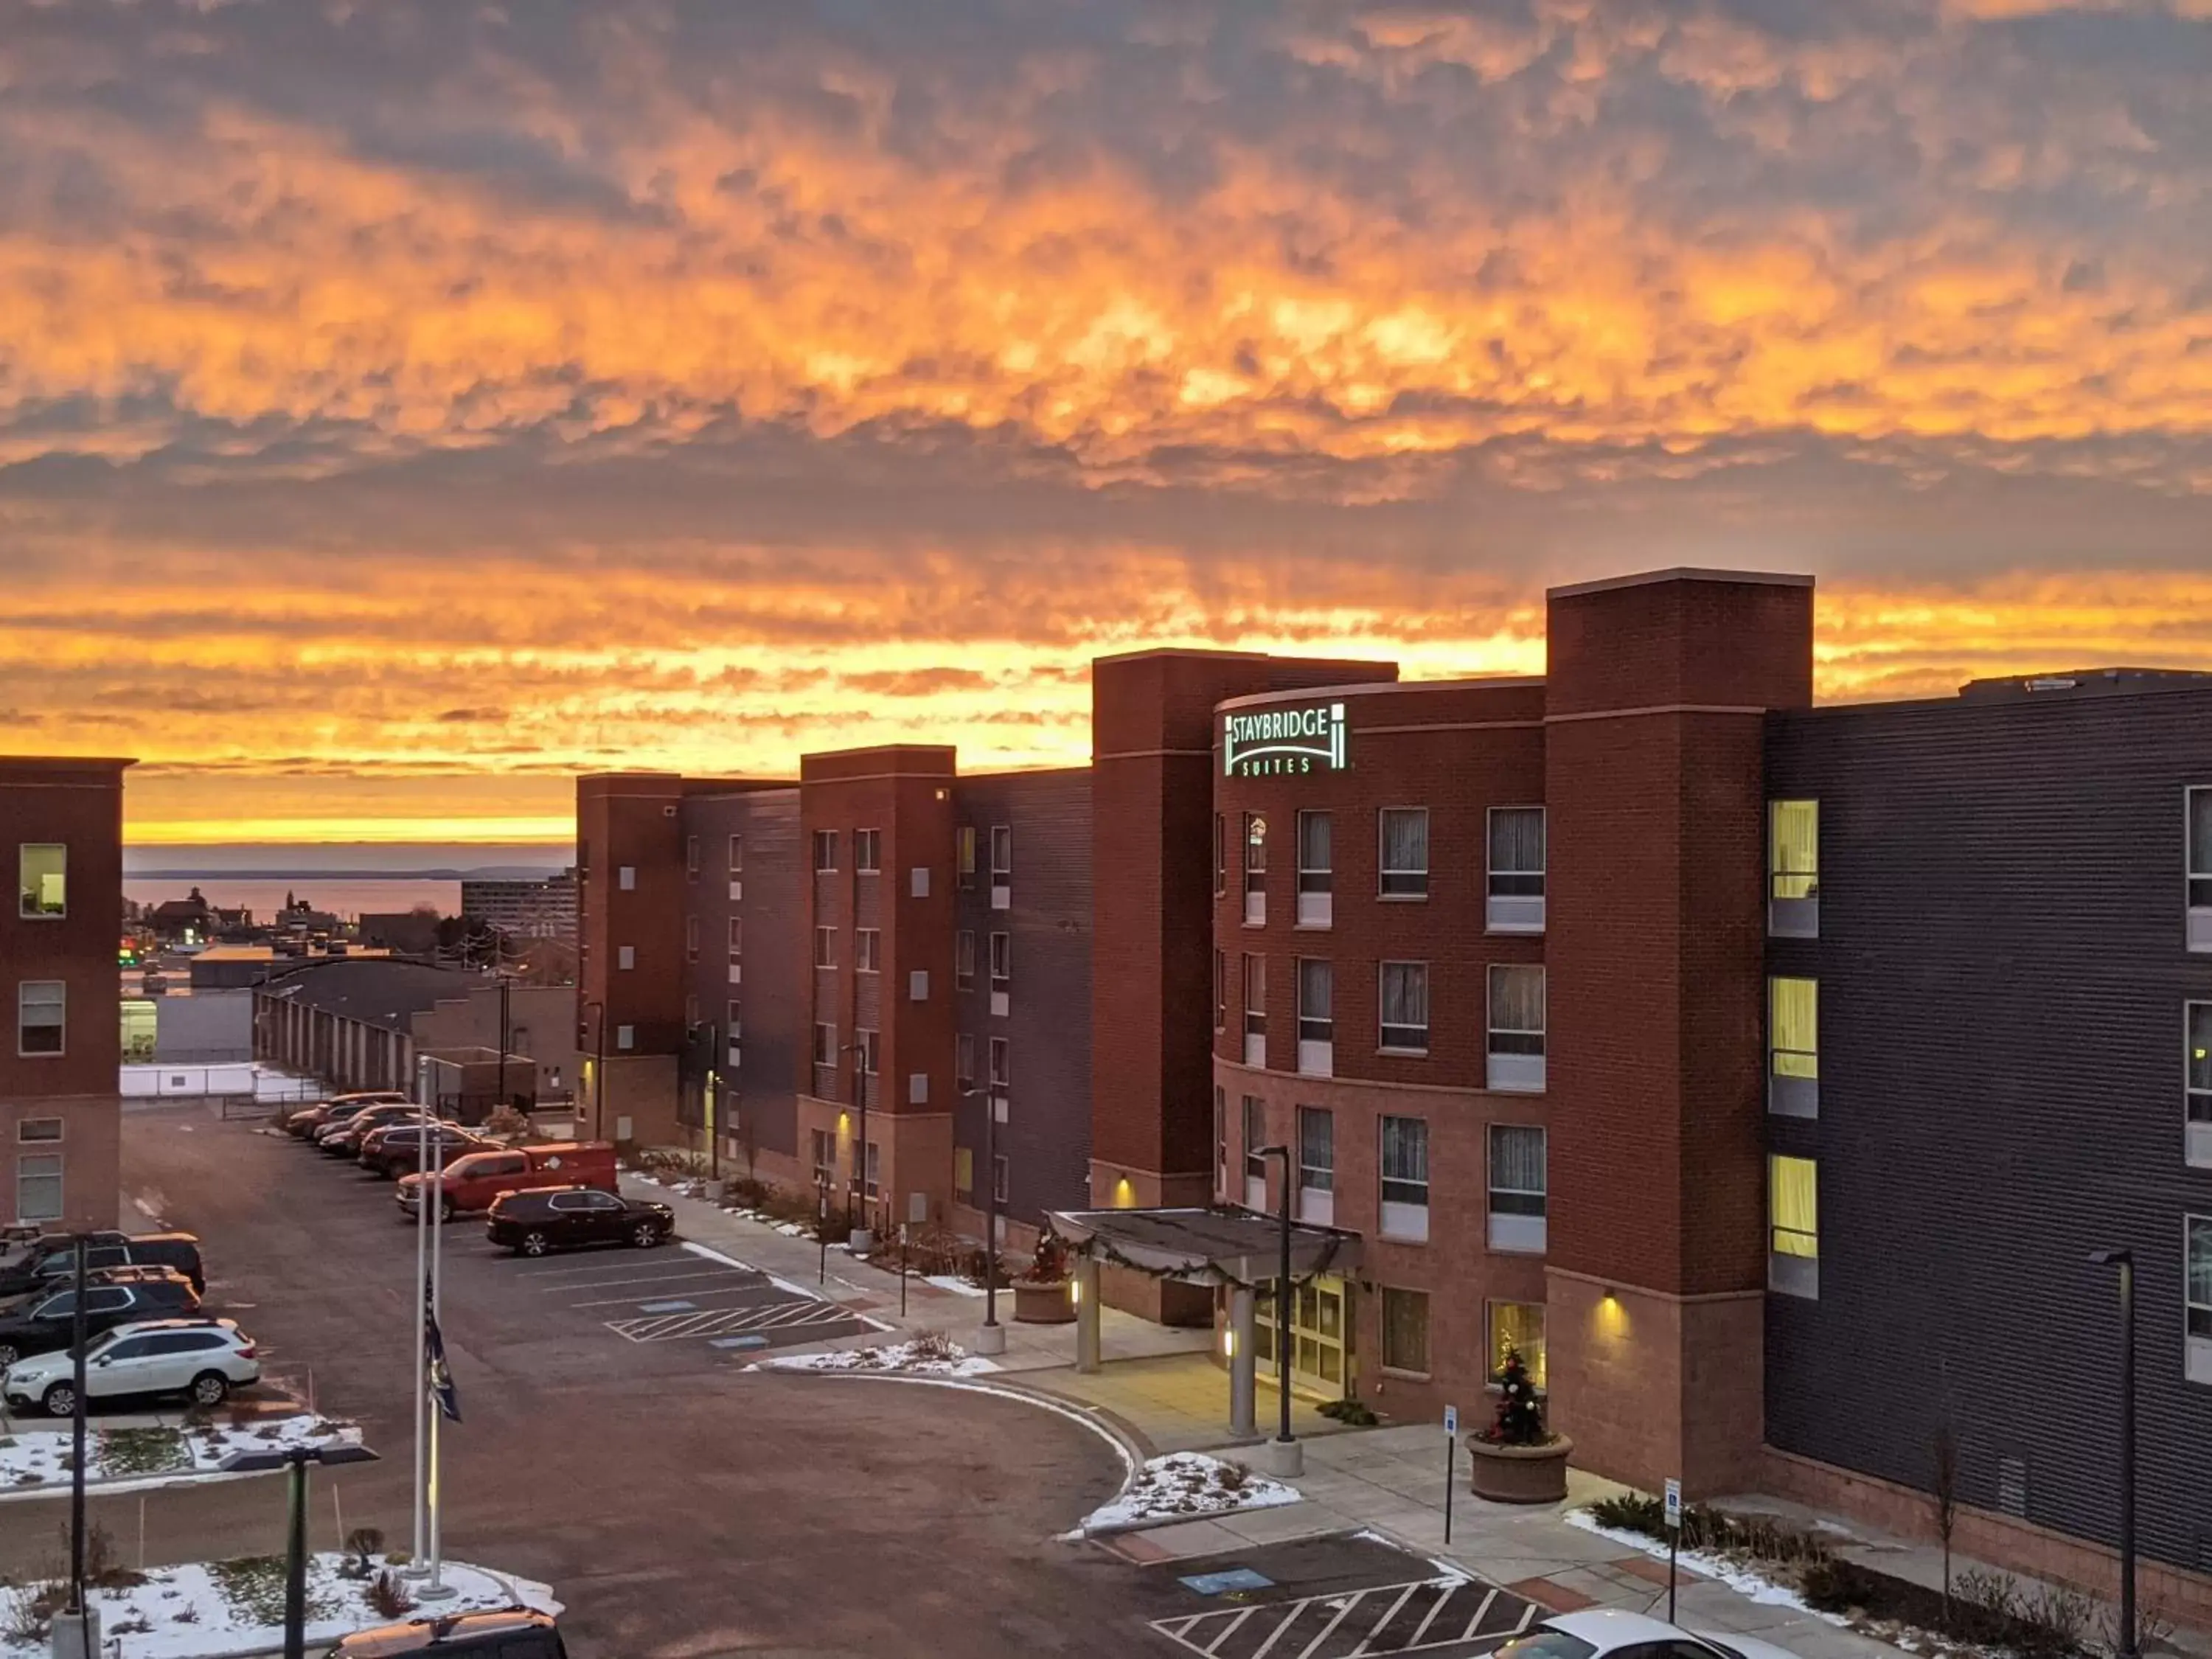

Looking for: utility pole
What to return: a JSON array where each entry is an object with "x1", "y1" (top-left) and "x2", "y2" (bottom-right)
[
  {"x1": 2090, "y1": 1248, "x2": 2138, "y2": 1659},
  {"x1": 964, "y1": 1083, "x2": 1006, "y2": 1355},
  {"x1": 844, "y1": 1037, "x2": 873, "y2": 1251},
  {"x1": 495, "y1": 974, "x2": 511, "y2": 1119},
  {"x1": 1257, "y1": 1144, "x2": 1301, "y2": 1477}
]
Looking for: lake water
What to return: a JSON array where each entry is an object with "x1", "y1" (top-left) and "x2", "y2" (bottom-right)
[
  {"x1": 124, "y1": 876, "x2": 467, "y2": 922},
  {"x1": 122, "y1": 843, "x2": 573, "y2": 923}
]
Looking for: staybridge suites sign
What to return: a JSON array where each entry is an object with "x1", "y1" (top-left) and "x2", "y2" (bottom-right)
[{"x1": 1222, "y1": 702, "x2": 1349, "y2": 777}]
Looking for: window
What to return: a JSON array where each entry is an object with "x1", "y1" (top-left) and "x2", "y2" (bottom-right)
[
  {"x1": 18, "y1": 845, "x2": 64, "y2": 919},
  {"x1": 1380, "y1": 808, "x2": 1429, "y2": 898},
  {"x1": 992, "y1": 1154, "x2": 1009, "y2": 1205},
  {"x1": 1769, "y1": 1154, "x2": 1819, "y2": 1297},
  {"x1": 2193, "y1": 788, "x2": 2212, "y2": 950},
  {"x1": 685, "y1": 916, "x2": 699, "y2": 960},
  {"x1": 1213, "y1": 814, "x2": 1226, "y2": 899},
  {"x1": 617, "y1": 945, "x2": 636, "y2": 972},
  {"x1": 728, "y1": 834, "x2": 744, "y2": 873},
  {"x1": 1487, "y1": 1301, "x2": 1547, "y2": 1391},
  {"x1": 811, "y1": 1130, "x2": 834, "y2": 1188},
  {"x1": 855, "y1": 929, "x2": 880, "y2": 973},
  {"x1": 813, "y1": 1023, "x2": 836, "y2": 1068},
  {"x1": 18, "y1": 1118, "x2": 62, "y2": 1143},
  {"x1": 956, "y1": 1032, "x2": 975, "y2": 1085},
  {"x1": 1296, "y1": 811, "x2": 1333, "y2": 926},
  {"x1": 865, "y1": 1141, "x2": 880, "y2": 1199},
  {"x1": 1243, "y1": 1096, "x2": 1267, "y2": 1189},
  {"x1": 2190, "y1": 1004, "x2": 2212, "y2": 1168},
  {"x1": 1379, "y1": 1116, "x2": 1429, "y2": 1240},
  {"x1": 1242, "y1": 813, "x2": 1268, "y2": 925},
  {"x1": 956, "y1": 931, "x2": 975, "y2": 989},
  {"x1": 617, "y1": 865, "x2": 636, "y2": 891},
  {"x1": 15, "y1": 1153, "x2": 62, "y2": 1222},
  {"x1": 728, "y1": 917, "x2": 743, "y2": 953},
  {"x1": 990, "y1": 825, "x2": 1012, "y2": 877},
  {"x1": 957, "y1": 826, "x2": 978, "y2": 888},
  {"x1": 17, "y1": 981, "x2": 64, "y2": 1056},
  {"x1": 1379, "y1": 961, "x2": 1428, "y2": 1052},
  {"x1": 1213, "y1": 950, "x2": 1226, "y2": 1032},
  {"x1": 686, "y1": 835, "x2": 700, "y2": 877},
  {"x1": 1297, "y1": 1107, "x2": 1333, "y2": 1225},
  {"x1": 1770, "y1": 800, "x2": 1820, "y2": 936},
  {"x1": 2188, "y1": 1216, "x2": 2212, "y2": 1384},
  {"x1": 990, "y1": 932, "x2": 1011, "y2": 984},
  {"x1": 855, "y1": 829, "x2": 881, "y2": 873},
  {"x1": 856, "y1": 1029, "x2": 879, "y2": 1075},
  {"x1": 1486, "y1": 808, "x2": 1545, "y2": 931},
  {"x1": 615, "y1": 1023, "x2": 635, "y2": 1051},
  {"x1": 1488, "y1": 1125, "x2": 1548, "y2": 1252},
  {"x1": 987, "y1": 1036, "x2": 1010, "y2": 1089},
  {"x1": 1241, "y1": 953, "x2": 1267, "y2": 1065},
  {"x1": 813, "y1": 830, "x2": 838, "y2": 872},
  {"x1": 955, "y1": 1146, "x2": 974, "y2": 1197},
  {"x1": 1296, "y1": 959, "x2": 1333, "y2": 1075},
  {"x1": 1486, "y1": 965, "x2": 1546, "y2": 1091},
  {"x1": 1214, "y1": 1088, "x2": 1228, "y2": 1196},
  {"x1": 1381, "y1": 1287, "x2": 1430, "y2": 1374},
  {"x1": 814, "y1": 927, "x2": 835, "y2": 968},
  {"x1": 726, "y1": 1000, "x2": 742, "y2": 1040},
  {"x1": 1770, "y1": 977, "x2": 1819, "y2": 1117}
]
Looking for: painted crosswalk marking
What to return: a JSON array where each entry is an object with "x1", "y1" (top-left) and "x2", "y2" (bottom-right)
[
  {"x1": 1152, "y1": 1579, "x2": 1534, "y2": 1659},
  {"x1": 604, "y1": 1298, "x2": 862, "y2": 1343}
]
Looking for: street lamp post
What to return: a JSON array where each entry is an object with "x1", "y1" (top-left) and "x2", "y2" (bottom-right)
[
  {"x1": 582, "y1": 998, "x2": 607, "y2": 1141},
  {"x1": 962, "y1": 1084, "x2": 1005, "y2": 1354},
  {"x1": 844, "y1": 1038, "x2": 873, "y2": 1252},
  {"x1": 219, "y1": 1444, "x2": 380, "y2": 1659},
  {"x1": 2089, "y1": 1248, "x2": 2138, "y2": 1659},
  {"x1": 1256, "y1": 1144, "x2": 1301, "y2": 1475}
]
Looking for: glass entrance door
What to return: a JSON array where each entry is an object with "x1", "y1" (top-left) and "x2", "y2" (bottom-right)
[{"x1": 1256, "y1": 1275, "x2": 1349, "y2": 1400}]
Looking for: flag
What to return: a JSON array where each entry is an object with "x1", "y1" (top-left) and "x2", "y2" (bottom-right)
[{"x1": 423, "y1": 1281, "x2": 462, "y2": 1424}]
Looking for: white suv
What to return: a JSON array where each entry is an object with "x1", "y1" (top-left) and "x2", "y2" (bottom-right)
[{"x1": 1, "y1": 1318, "x2": 259, "y2": 1417}]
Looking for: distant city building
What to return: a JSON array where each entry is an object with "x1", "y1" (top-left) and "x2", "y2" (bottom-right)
[
  {"x1": 358, "y1": 910, "x2": 443, "y2": 955},
  {"x1": 461, "y1": 869, "x2": 577, "y2": 942},
  {"x1": 2, "y1": 755, "x2": 133, "y2": 1230},
  {"x1": 144, "y1": 885, "x2": 253, "y2": 944}
]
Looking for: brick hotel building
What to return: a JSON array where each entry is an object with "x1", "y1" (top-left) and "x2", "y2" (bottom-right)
[{"x1": 580, "y1": 568, "x2": 2212, "y2": 1615}]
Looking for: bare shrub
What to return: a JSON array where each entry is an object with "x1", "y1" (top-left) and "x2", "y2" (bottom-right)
[{"x1": 364, "y1": 1569, "x2": 417, "y2": 1620}]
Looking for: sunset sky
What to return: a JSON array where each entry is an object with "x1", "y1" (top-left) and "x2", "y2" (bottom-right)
[{"x1": 7, "y1": 0, "x2": 2212, "y2": 844}]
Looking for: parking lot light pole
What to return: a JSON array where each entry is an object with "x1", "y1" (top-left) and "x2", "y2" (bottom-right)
[
  {"x1": 843, "y1": 1039, "x2": 873, "y2": 1253},
  {"x1": 2088, "y1": 1248, "x2": 2138, "y2": 1659},
  {"x1": 218, "y1": 1444, "x2": 378, "y2": 1659},
  {"x1": 583, "y1": 998, "x2": 607, "y2": 1141},
  {"x1": 1256, "y1": 1145, "x2": 1301, "y2": 1478},
  {"x1": 408, "y1": 1114, "x2": 430, "y2": 1577},
  {"x1": 961, "y1": 1085, "x2": 1005, "y2": 1355},
  {"x1": 68, "y1": 1235, "x2": 88, "y2": 1623}
]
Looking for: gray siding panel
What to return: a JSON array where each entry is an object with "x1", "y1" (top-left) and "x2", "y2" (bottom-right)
[{"x1": 1765, "y1": 686, "x2": 2212, "y2": 1575}]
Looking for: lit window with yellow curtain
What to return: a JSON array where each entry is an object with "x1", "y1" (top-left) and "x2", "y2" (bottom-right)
[
  {"x1": 1770, "y1": 978, "x2": 1818, "y2": 1077},
  {"x1": 1486, "y1": 1300, "x2": 1547, "y2": 1390},
  {"x1": 1770, "y1": 1155, "x2": 1818, "y2": 1258},
  {"x1": 1770, "y1": 801, "x2": 1818, "y2": 899}
]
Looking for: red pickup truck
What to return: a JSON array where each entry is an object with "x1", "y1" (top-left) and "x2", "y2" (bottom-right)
[{"x1": 395, "y1": 1142, "x2": 617, "y2": 1221}]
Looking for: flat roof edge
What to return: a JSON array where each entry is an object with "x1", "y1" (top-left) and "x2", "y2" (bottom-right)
[{"x1": 1548, "y1": 566, "x2": 1814, "y2": 600}]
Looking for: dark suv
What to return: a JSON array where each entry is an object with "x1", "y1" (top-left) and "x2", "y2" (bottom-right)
[
  {"x1": 485, "y1": 1188, "x2": 673, "y2": 1256},
  {"x1": 0, "y1": 1273, "x2": 204, "y2": 1368},
  {"x1": 0, "y1": 1233, "x2": 204, "y2": 1298},
  {"x1": 328, "y1": 1608, "x2": 566, "y2": 1657}
]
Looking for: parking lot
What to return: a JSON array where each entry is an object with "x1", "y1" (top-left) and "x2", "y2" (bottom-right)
[{"x1": 505, "y1": 1246, "x2": 880, "y2": 1354}]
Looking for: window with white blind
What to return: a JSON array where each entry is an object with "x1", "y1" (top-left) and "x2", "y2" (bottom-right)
[
  {"x1": 1379, "y1": 808, "x2": 1428, "y2": 899},
  {"x1": 2189, "y1": 1002, "x2": 2212, "y2": 1169},
  {"x1": 1486, "y1": 808, "x2": 1545, "y2": 932},
  {"x1": 1243, "y1": 813, "x2": 1268, "y2": 925},
  {"x1": 1379, "y1": 1116, "x2": 1429, "y2": 1241},
  {"x1": 1296, "y1": 811, "x2": 1333, "y2": 926},
  {"x1": 1486, "y1": 965, "x2": 1545, "y2": 1091},
  {"x1": 1381, "y1": 1288, "x2": 1429, "y2": 1374},
  {"x1": 1379, "y1": 961, "x2": 1428, "y2": 1053},
  {"x1": 1487, "y1": 1125, "x2": 1547, "y2": 1252},
  {"x1": 728, "y1": 834, "x2": 743, "y2": 874},
  {"x1": 1296, "y1": 959, "x2": 1333, "y2": 1077},
  {"x1": 1242, "y1": 1095, "x2": 1267, "y2": 1209},
  {"x1": 1297, "y1": 1106, "x2": 1333, "y2": 1226},
  {"x1": 1242, "y1": 954, "x2": 1267, "y2": 1067},
  {"x1": 2190, "y1": 787, "x2": 2212, "y2": 951},
  {"x1": 15, "y1": 1153, "x2": 63, "y2": 1223},
  {"x1": 2188, "y1": 1215, "x2": 2212, "y2": 1385},
  {"x1": 1770, "y1": 800, "x2": 1819, "y2": 936},
  {"x1": 18, "y1": 981, "x2": 65, "y2": 1057},
  {"x1": 1770, "y1": 1154, "x2": 1818, "y2": 1298},
  {"x1": 1770, "y1": 977, "x2": 1819, "y2": 1117}
]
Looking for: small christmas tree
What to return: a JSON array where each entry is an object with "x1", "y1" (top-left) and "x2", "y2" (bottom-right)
[{"x1": 1484, "y1": 1345, "x2": 1549, "y2": 1445}]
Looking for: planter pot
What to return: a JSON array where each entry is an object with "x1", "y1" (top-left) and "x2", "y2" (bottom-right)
[
  {"x1": 1012, "y1": 1279, "x2": 1076, "y2": 1324},
  {"x1": 1466, "y1": 1434, "x2": 1572, "y2": 1503}
]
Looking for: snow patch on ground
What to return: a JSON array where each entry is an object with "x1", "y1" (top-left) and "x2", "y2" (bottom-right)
[
  {"x1": 923, "y1": 1274, "x2": 985, "y2": 1297},
  {"x1": 1071, "y1": 1452, "x2": 1301, "y2": 1537},
  {"x1": 0, "y1": 1413, "x2": 361, "y2": 1500},
  {"x1": 746, "y1": 1339, "x2": 996, "y2": 1377},
  {"x1": 0, "y1": 1554, "x2": 557, "y2": 1659},
  {"x1": 1565, "y1": 1511, "x2": 1842, "y2": 1618}
]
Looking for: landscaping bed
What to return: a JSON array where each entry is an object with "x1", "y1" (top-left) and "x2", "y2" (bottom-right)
[
  {"x1": 1068, "y1": 1452, "x2": 1299, "y2": 1537},
  {"x1": 0, "y1": 1413, "x2": 361, "y2": 1500},
  {"x1": 745, "y1": 1334, "x2": 996, "y2": 1378}
]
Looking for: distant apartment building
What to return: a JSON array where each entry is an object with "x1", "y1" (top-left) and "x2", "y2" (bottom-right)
[
  {"x1": 2, "y1": 756, "x2": 132, "y2": 1230},
  {"x1": 461, "y1": 869, "x2": 577, "y2": 941},
  {"x1": 578, "y1": 570, "x2": 2212, "y2": 1621}
]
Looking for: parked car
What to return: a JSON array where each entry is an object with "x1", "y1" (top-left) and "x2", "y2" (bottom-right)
[
  {"x1": 361, "y1": 1123, "x2": 490, "y2": 1179},
  {"x1": 285, "y1": 1091, "x2": 411, "y2": 1137},
  {"x1": 1497, "y1": 1610, "x2": 1806, "y2": 1659},
  {"x1": 486, "y1": 1188, "x2": 674, "y2": 1256},
  {"x1": 397, "y1": 1142, "x2": 617, "y2": 1222},
  {"x1": 319, "y1": 1105, "x2": 435, "y2": 1156},
  {"x1": 0, "y1": 1273, "x2": 203, "y2": 1368},
  {"x1": 326, "y1": 1607, "x2": 567, "y2": 1657},
  {"x1": 0, "y1": 1231, "x2": 129, "y2": 1297},
  {"x1": 0, "y1": 1232, "x2": 204, "y2": 1298},
  {"x1": 0, "y1": 1264, "x2": 192, "y2": 1312},
  {"x1": 1, "y1": 1318, "x2": 257, "y2": 1417}
]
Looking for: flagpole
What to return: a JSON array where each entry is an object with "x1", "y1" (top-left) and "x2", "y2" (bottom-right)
[
  {"x1": 408, "y1": 1105, "x2": 428, "y2": 1580},
  {"x1": 422, "y1": 1158, "x2": 453, "y2": 1601}
]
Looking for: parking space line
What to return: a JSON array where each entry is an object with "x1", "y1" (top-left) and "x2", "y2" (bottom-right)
[
  {"x1": 605, "y1": 1300, "x2": 858, "y2": 1344},
  {"x1": 536, "y1": 1267, "x2": 758, "y2": 1295},
  {"x1": 1151, "y1": 1577, "x2": 1532, "y2": 1659},
  {"x1": 1204, "y1": 1607, "x2": 1254, "y2": 1656},
  {"x1": 566, "y1": 1274, "x2": 765, "y2": 1308},
  {"x1": 1349, "y1": 1585, "x2": 1422, "y2": 1658},
  {"x1": 1405, "y1": 1586, "x2": 1465, "y2": 1652}
]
